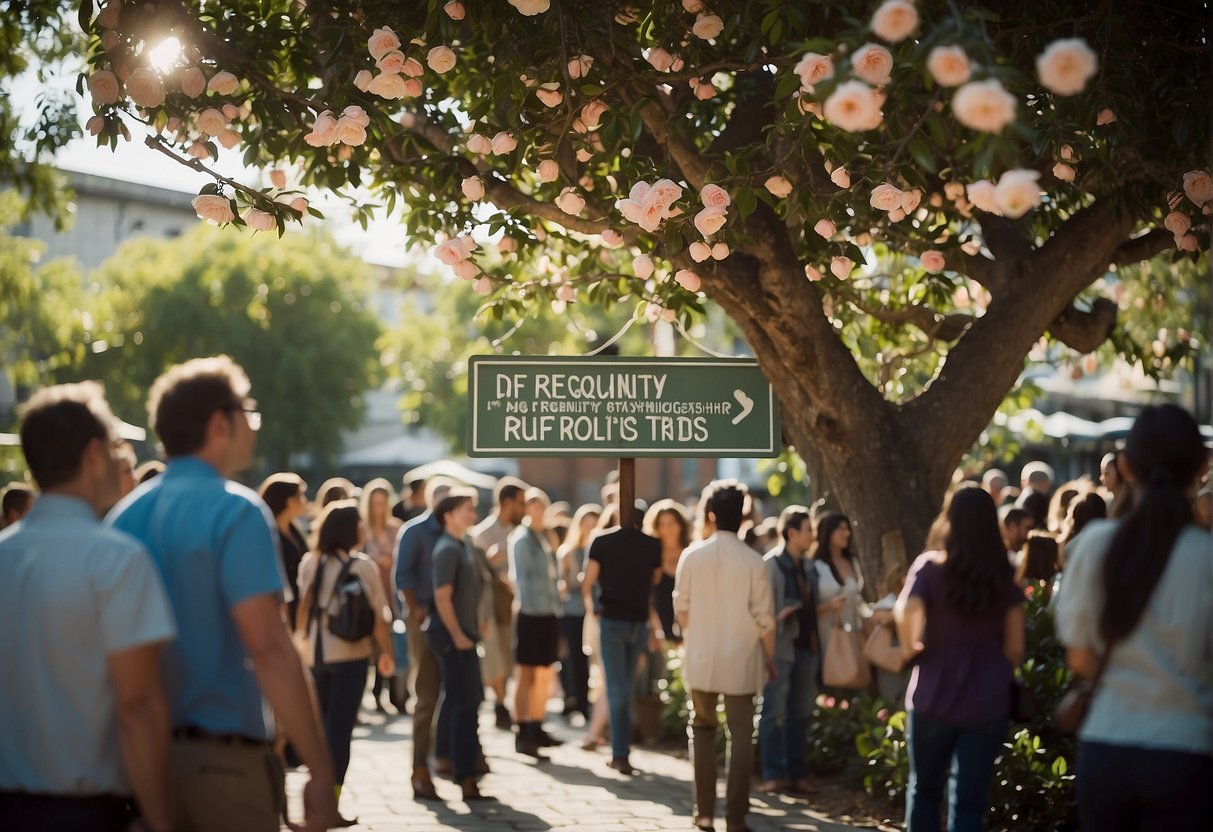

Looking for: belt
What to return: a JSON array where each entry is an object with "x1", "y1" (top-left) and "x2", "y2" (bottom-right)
[{"x1": 173, "y1": 725, "x2": 268, "y2": 747}]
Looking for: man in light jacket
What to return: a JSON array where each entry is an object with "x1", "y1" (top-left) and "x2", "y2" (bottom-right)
[{"x1": 674, "y1": 480, "x2": 776, "y2": 832}]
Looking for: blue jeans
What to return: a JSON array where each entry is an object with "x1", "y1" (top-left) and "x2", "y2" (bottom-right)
[
  {"x1": 558, "y1": 614, "x2": 589, "y2": 714},
  {"x1": 437, "y1": 647, "x2": 484, "y2": 781},
  {"x1": 599, "y1": 618, "x2": 648, "y2": 761},
  {"x1": 906, "y1": 710, "x2": 1007, "y2": 832},
  {"x1": 311, "y1": 658, "x2": 369, "y2": 785},
  {"x1": 1078, "y1": 741, "x2": 1213, "y2": 831},
  {"x1": 758, "y1": 647, "x2": 818, "y2": 780}
]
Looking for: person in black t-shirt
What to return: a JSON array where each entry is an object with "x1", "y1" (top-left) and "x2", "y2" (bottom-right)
[{"x1": 582, "y1": 500, "x2": 662, "y2": 774}]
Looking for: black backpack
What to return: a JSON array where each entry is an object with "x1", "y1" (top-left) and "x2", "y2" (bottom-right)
[{"x1": 312, "y1": 554, "x2": 377, "y2": 647}]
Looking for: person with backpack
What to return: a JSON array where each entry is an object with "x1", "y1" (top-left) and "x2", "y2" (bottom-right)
[{"x1": 296, "y1": 499, "x2": 395, "y2": 825}]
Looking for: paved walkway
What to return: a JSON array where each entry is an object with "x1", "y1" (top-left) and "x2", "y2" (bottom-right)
[{"x1": 285, "y1": 702, "x2": 870, "y2": 832}]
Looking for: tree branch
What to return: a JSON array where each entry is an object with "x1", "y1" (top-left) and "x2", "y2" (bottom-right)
[
  {"x1": 976, "y1": 213, "x2": 1032, "y2": 261},
  {"x1": 1049, "y1": 297, "x2": 1118, "y2": 353},
  {"x1": 1112, "y1": 228, "x2": 1173, "y2": 265},
  {"x1": 843, "y1": 290, "x2": 974, "y2": 341}
]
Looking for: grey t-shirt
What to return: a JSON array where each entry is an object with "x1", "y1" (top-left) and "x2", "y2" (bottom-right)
[{"x1": 432, "y1": 533, "x2": 483, "y2": 642}]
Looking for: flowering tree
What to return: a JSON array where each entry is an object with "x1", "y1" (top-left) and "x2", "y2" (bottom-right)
[{"x1": 33, "y1": 0, "x2": 1213, "y2": 575}]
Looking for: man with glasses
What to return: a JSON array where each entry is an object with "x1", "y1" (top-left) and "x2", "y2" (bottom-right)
[{"x1": 109, "y1": 355, "x2": 339, "y2": 832}]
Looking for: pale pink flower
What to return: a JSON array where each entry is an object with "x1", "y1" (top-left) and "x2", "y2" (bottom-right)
[
  {"x1": 694, "y1": 82, "x2": 717, "y2": 100},
  {"x1": 830, "y1": 256, "x2": 853, "y2": 278},
  {"x1": 473, "y1": 276, "x2": 493, "y2": 295},
  {"x1": 711, "y1": 242, "x2": 730, "y2": 259},
  {"x1": 444, "y1": 1, "x2": 466, "y2": 20},
  {"x1": 581, "y1": 100, "x2": 608, "y2": 130},
  {"x1": 403, "y1": 58, "x2": 425, "y2": 77},
  {"x1": 900, "y1": 189, "x2": 922, "y2": 214},
  {"x1": 814, "y1": 219, "x2": 836, "y2": 238},
  {"x1": 508, "y1": 0, "x2": 550, "y2": 15},
  {"x1": 888, "y1": 208, "x2": 906, "y2": 222},
  {"x1": 537, "y1": 159, "x2": 560, "y2": 182},
  {"x1": 682, "y1": 0, "x2": 704, "y2": 12},
  {"x1": 1052, "y1": 162, "x2": 1076, "y2": 182},
  {"x1": 192, "y1": 195, "x2": 234, "y2": 225},
  {"x1": 700, "y1": 184, "x2": 731, "y2": 208},
  {"x1": 966, "y1": 180, "x2": 1000, "y2": 214},
  {"x1": 943, "y1": 181, "x2": 965, "y2": 201},
  {"x1": 850, "y1": 43, "x2": 893, "y2": 86},
  {"x1": 208, "y1": 70, "x2": 240, "y2": 95},
  {"x1": 427, "y1": 45, "x2": 456, "y2": 74},
  {"x1": 1164, "y1": 211, "x2": 1191, "y2": 235},
  {"x1": 646, "y1": 47, "x2": 675, "y2": 72},
  {"x1": 87, "y1": 70, "x2": 121, "y2": 105},
  {"x1": 222, "y1": 103, "x2": 240, "y2": 120},
  {"x1": 335, "y1": 111, "x2": 368, "y2": 146},
  {"x1": 353, "y1": 69, "x2": 373, "y2": 92},
  {"x1": 536, "y1": 87, "x2": 563, "y2": 108},
  {"x1": 794, "y1": 52, "x2": 834, "y2": 90},
  {"x1": 452, "y1": 260, "x2": 478, "y2": 280},
  {"x1": 824, "y1": 80, "x2": 883, "y2": 132},
  {"x1": 556, "y1": 282, "x2": 575, "y2": 303},
  {"x1": 179, "y1": 66, "x2": 206, "y2": 98},
  {"x1": 568, "y1": 54, "x2": 594, "y2": 79},
  {"x1": 871, "y1": 0, "x2": 918, "y2": 43},
  {"x1": 376, "y1": 50, "x2": 406, "y2": 74},
  {"x1": 435, "y1": 237, "x2": 473, "y2": 266},
  {"x1": 368, "y1": 72, "x2": 408, "y2": 99},
  {"x1": 926, "y1": 45, "x2": 970, "y2": 87},
  {"x1": 461, "y1": 176, "x2": 486, "y2": 201},
  {"x1": 403, "y1": 78, "x2": 422, "y2": 97},
  {"x1": 675, "y1": 269, "x2": 702, "y2": 292},
  {"x1": 804, "y1": 264, "x2": 823, "y2": 281},
  {"x1": 1036, "y1": 38, "x2": 1098, "y2": 96},
  {"x1": 689, "y1": 242, "x2": 712, "y2": 262},
  {"x1": 694, "y1": 206, "x2": 728, "y2": 237},
  {"x1": 994, "y1": 169, "x2": 1041, "y2": 218},
  {"x1": 342, "y1": 105, "x2": 370, "y2": 128},
  {"x1": 125, "y1": 68, "x2": 165, "y2": 108},
  {"x1": 497, "y1": 236, "x2": 517, "y2": 253},
  {"x1": 633, "y1": 254, "x2": 655, "y2": 278},
  {"x1": 244, "y1": 208, "x2": 276, "y2": 232},
  {"x1": 601, "y1": 230, "x2": 624, "y2": 246},
  {"x1": 368, "y1": 27, "x2": 401, "y2": 61},
  {"x1": 1096, "y1": 108, "x2": 1116, "y2": 125},
  {"x1": 692, "y1": 13, "x2": 724, "y2": 40},
  {"x1": 764, "y1": 175, "x2": 793, "y2": 198},
  {"x1": 187, "y1": 141, "x2": 210, "y2": 160},
  {"x1": 830, "y1": 166, "x2": 851, "y2": 188},
  {"x1": 269, "y1": 169, "x2": 287, "y2": 189},
  {"x1": 920, "y1": 250, "x2": 945, "y2": 273},
  {"x1": 491, "y1": 131, "x2": 517, "y2": 154},
  {"x1": 952, "y1": 79, "x2": 1016, "y2": 133},
  {"x1": 466, "y1": 133, "x2": 492, "y2": 155},
  {"x1": 1182, "y1": 171, "x2": 1213, "y2": 205},
  {"x1": 870, "y1": 183, "x2": 904, "y2": 212},
  {"x1": 555, "y1": 187, "x2": 585, "y2": 215},
  {"x1": 96, "y1": 0, "x2": 121, "y2": 29},
  {"x1": 289, "y1": 196, "x2": 309, "y2": 214},
  {"x1": 86, "y1": 115, "x2": 105, "y2": 135},
  {"x1": 649, "y1": 179, "x2": 683, "y2": 210},
  {"x1": 1176, "y1": 234, "x2": 1199, "y2": 252},
  {"x1": 217, "y1": 130, "x2": 240, "y2": 149}
]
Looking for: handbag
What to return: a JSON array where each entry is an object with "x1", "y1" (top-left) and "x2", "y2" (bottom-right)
[
  {"x1": 823, "y1": 610, "x2": 872, "y2": 689},
  {"x1": 1054, "y1": 648, "x2": 1113, "y2": 734},
  {"x1": 863, "y1": 621, "x2": 905, "y2": 673}
]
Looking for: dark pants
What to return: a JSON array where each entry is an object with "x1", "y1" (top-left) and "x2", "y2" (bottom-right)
[
  {"x1": 0, "y1": 792, "x2": 133, "y2": 831},
  {"x1": 312, "y1": 658, "x2": 369, "y2": 785},
  {"x1": 600, "y1": 618, "x2": 648, "y2": 761},
  {"x1": 906, "y1": 710, "x2": 1007, "y2": 832},
  {"x1": 559, "y1": 614, "x2": 589, "y2": 714},
  {"x1": 438, "y1": 647, "x2": 485, "y2": 780},
  {"x1": 758, "y1": 647, "x2": 818, "y2": 781},
  {"x1": 1078, "y1": 741, "x2": 1213, "y2": 831}
]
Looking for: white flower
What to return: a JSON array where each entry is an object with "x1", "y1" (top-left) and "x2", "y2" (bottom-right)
[
  {"x1": 823, "y1": 80, "x2": 883, "y2": 132},
  {"x1": 952, "y1": 79, "x2": 1016, "y2": 133},
  {"x1": 870, "y1": 0, "x2": 918, "y2": 43},
  {"x1": 993, "y1": 169, "x2": 1042, "y2": 218},
  {"x1": 1036, "y1": 38, "x2": 1098, "y2": 96},
  {"x1": 692, "y1": 13, "x2": 724, "y2": 40}
]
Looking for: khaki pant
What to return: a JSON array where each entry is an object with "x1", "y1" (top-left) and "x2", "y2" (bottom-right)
[
  {"x1": 407, "y1": 623, "x2": 442, "y2": 770},
  {"x1": 170, "y1": 737, "x2": 282, "y2": 832},
  {"x1": 689, "y1": 690, "x2": 756, "y2": 831}
]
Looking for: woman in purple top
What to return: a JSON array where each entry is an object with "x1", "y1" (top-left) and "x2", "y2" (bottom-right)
[{"x1": 895, "y1": 486, "x2": 1025, "y2": 832}]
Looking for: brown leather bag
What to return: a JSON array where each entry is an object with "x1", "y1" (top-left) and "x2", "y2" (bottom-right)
[
  {"x1": 823, "y1": 611, "x2": 872, "y2": 689},
  {"x1": 863, "y1": 621, "x2": 905, "y2": 673}
]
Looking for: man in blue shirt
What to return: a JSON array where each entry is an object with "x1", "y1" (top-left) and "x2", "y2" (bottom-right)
[
  {"x1": 394, "y1": 477, "x2": 455, "y2": 799},
  {"x1": 109, "y1": 356, "x2": 339, "y2": 832},
  {"x1": 0, "y1": 382, "x2": 176, "y2": 832}
]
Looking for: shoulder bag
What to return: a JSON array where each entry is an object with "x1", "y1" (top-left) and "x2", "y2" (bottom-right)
[
  {"x1": 862, "y1": 621, "x2": 905, "y2": 673},
  {"x1": 823, "y1": 610, "x2": 872, "y2": 689}
]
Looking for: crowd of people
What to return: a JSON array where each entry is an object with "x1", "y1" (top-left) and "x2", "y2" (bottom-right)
[{"x1": 0, "y1": 354, "x2": 1210, "y2": 832}]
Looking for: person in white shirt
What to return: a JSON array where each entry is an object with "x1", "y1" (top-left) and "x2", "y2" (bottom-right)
[{"x1": 674, "y1": 480, "x2": 776, "y2": 832}]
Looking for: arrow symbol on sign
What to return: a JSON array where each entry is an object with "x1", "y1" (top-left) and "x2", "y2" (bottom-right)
[{"x1": 731, "y1": 389, "x2": 754, "y2": 425}]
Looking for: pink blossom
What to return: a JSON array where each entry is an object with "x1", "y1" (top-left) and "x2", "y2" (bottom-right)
[
  {"x1": 179, "y1": 66, "x2": 206, "y2": 98},
  {"x1": 966, "y1": 180, "x2": 1001, "y2": 214},
  {"x1": 576, "y1": 148, "x2": 594, "y2": 163},
  {"x1": 192, "y1": 195, "x2": 234, "y2": 225},
  {"x1": 444, "y1": 1, "x2": 465, "y2": 20},
  {"x1": 289, "y1": 196, "x2": 309, "y2": 214},
  {"x1": 581, "y1": 100, "x2": 608, "y2": 130},
  {"x1": 829, "y1": 166, "x2": 851, "y2": 188},
  {"x1": 435, "y1": 237, "x2": 474, "y2": 266},
  {"x1": 125, "y1": 68, "x2": 165, "y2": 109},
  {"x1": 1176, "y1": 234, "x2": 1199, "y2": 252},
  {"x1": 353, "y1": 69, "x2": 373, "y2": 92},
  {"x1": 244, "y1": 208, "x2": 276, "y2": 232},
  {"x1": 222, "y1": 103, "x2": 240, "y2": 120},
  {"x1": 1060, "y1": 144, "x2": 1076, "y2": 162},
  {"x1": 556, "y1": 282, "x2": 575, "y2": 303},
  {"x1": 920, "y1": 250, "x2": 945, "y2": 273},
  {"x1": 368, "y1": 27, "x2": 401, "y2": 61},
  {"x1": 536, "y1": 87, "x2": 563, "y2": 108},
  {"x1": 952, "y1": 79, "x2": 1016, "y2": 133},
  {"x1": 824, "y1": 80, "x2": 883, "y2": 132},
  {"x1": 375, "y1": 50, "x2": 405, "y2": 74},
  {"x1": 86, "y1": 115, "x2": 105, "y2": 136},
  {"x1": 927, "y1": 45, "x2": 970, "y2": 87},
  {"x1": 269, "y1": 169, "x2": 287, "y2": 189},
  {"x1": 342, "y1": 105, "x2": 370, "y2": 127},
  {"x1": 1182, "y1": 171, "x2": 1213, "y2": 206},
  {"x1": 473, "y1": 276, "x2": 493, "y2": 295},
  {"x1": 994, "y1": 169, "x2": 1042, "y2": 218},
  {"x1": 682, "y1": 0, "x2": 704, "y2": 11},
  {"x1": 403, "y1": 57, "x2": 425, "y2": 77},
  {"x1": 870, "y1": 0, "x2": 918, "y2": 43},
  {"x1": 850, "y1": 43, "x2": 893, "y2": 86},
  {"x1": 900, "y1": 189, "x2": 922, "y2": 214},
  {"x1": 568, "y1": 54, "x2": 594, "y2": 79},
  {"x1": 537, "y1": 159, "x2": 560, "y2": 182},
  {"x1": 1052, "y1": 162, "x2": 1076, "y2": 182},
  {"x1": 403, "y1": 78, "x2": 422, "y2": 97},
  {"x1": 804, "y1": 264, "x2": 823, "y2": 281},
  {"x1": 1164, "y1": 211, "x2": 1191, "y2": 235},
  {"x1": 101, "y1": 30, "x2": 120, "y2": 51},
  {"x1": 870, "y1": 183, "x2": 904, "y2": 212},
  {"x1": 490, "y1": 131, "x2": 517, "y2": 154},
  {"x1": 466, "y1": 133, "x2": 492, "y2": 155},
  {"x1": 694, "y1": 82, "x2": 717, "y2": 100},
  {"x1": 1036, "y1": 38, "x2": 1098, "y2": 96},
  {"x1": 508, "y1": 0, "x2": 550, "y2": 15},
  {"x1": 453, "y1": 259, "x2": 479, "y2": 280},
  {"x1": 207, "y1": 70, "x2": 240, "y2": 95},
  {"x1": 187, "y1": 141, "x2": 210, "y2": 160},
  {"x1": 794, "y1": 52, "x2": 834, "y2": 91},
  {"x1": 368, "y1": 72, "x2": 407, "y2": 99},
  {"x1": 646, "y1": 47, "x2": 675, "y2": 72},
  {"x1": 689, "y1": 241, "x2": 712, "y2": 262},
  {"x1": 497, "y1": 236, "x2": 517, "y2": 254},
  {"x1": 601, "y1": 230, "x2": 624, "y2": 246},
  {"x1": 461, "y1": 176, "x2": 486, "y2": 201},
  {"x1": 830, "y1": 256, "x2": 852, "y2": 278},
  {"x1": 675, "y1": 269, "x2": 702, "y2": 292},
  {"x1": 694, "y1": 206, "x2": 728, "y2": 237},
  {"x1": 1096, "y1": 108, "x2": 1116, "y2": 125},
  {"x1": 692, "y1": 13, "x2": 724, "y2": 40},
  {"x1": 427, "y1": 45, "x2": 456, "y2": 74},
  {"x1": 633, "y1": 254, "x2": 655, "y2": 279},
  {"x1": 711, "y1": 242, "x2": 730, "y2": 259},
  {"x1": 888, "y1": 208, "x2": 906, "y2": 222},
  {"x1": 765, "y1": 176, "x2": 794, "y2": 198},
  {"x1": 217, "y1": 130, "x2": 240, "y2": 149},
  {"x1": 87, "y1": 70, "x2": 121, "y2": 105},
  {"x1": 700, "y1": 184, "x2": 731, "y2": 208},
  {"x1": 814, "y1": 219, "x2": 836, "y2": 238},
  {"x1": 96, "y1": 0, "x2": 121, "y2": 29},
  {"x1": 555, "y1": 187, "x2": 585, "y2": 215}
]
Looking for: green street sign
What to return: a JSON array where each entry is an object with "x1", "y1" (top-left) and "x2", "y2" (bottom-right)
[{"x1": 467, "y1": 356, "x2": 780, "y2": 458}]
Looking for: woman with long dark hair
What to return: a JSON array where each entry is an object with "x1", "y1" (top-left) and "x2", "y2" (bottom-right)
[
  {"x1": 259, "y1": 472, "x2": 309, "y2": 630},
  {"x1": 1055, "y1": 404, "x2": 1212, "y2": 830},
  {"x1": 895, "y1": 486, "x2": 1025, "y2": 832},
  {"x1": 811, "y1": 512, "x2": 865, "y2": 669}
]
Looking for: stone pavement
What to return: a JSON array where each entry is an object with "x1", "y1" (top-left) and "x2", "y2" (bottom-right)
[{"x1": 285, "y1": 701, "x2": 870, "y2": 832}]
